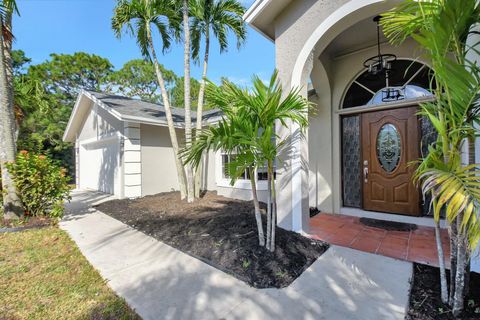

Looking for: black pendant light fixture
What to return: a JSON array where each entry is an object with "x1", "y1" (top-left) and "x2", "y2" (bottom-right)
[
  {"x1": 363, "y1": 15, "x2": 403, "y2": 102},
  {"x1": 363, "y1": 16, "x2": 396, "y2": 78}
]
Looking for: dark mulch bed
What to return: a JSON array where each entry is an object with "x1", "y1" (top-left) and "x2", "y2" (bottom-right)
[
  {"x1": 360, "y1": 217, "x2": 418, "y2": 232},
  {"x1": 407, "y1": 263, "x2": 480, "y2": 319},
  {"x1": 96, "y1": 191, "x2": 328, "y2": 288},
  {"x1": 0, "y1": 216, "x2": 54, "y2": 231}
]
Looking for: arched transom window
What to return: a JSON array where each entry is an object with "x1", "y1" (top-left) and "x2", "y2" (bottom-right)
[{"x1": 342, "y1": 59, "x2": 434, "y2": 109}]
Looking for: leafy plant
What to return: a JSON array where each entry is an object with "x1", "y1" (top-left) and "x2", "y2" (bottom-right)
[
  {"x1": 275, "y1": 270, "x2": 287, "y2": 278},
  {"x1": 5, "y1": 151, "x2": 71, "y2": 218},
  {"x1": 183, "y1": 70, "x2": 311, "y2": 251},
  {"x1": 382, "y1": 0, "x2": 480, "y2": 314},
  {"x1": 242, "y1": 258, "x2": 250, "y2": 269}
]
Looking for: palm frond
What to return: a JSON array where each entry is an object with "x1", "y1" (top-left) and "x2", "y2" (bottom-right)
[{"x1": 420, "y1": 165, "x2": 480, "y2": 247}]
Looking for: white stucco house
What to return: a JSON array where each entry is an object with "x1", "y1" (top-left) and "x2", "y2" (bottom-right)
[
  {"x1": 62, "y1": 90, "x2": 272, "y2": 203},
  {"x1": 242, "y1": 0, "x2": 480, "y2": 232},
  {"x1": 63, "y1": 0, "x2": 480, "y2": 270},
  {"x1": 63, "y1": 0, "x2": 480, "y2": 234}
]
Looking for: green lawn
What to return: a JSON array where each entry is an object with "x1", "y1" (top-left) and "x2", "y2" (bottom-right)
[{"x1": 0, "y1": 227, "x2": 141, "y2": 320}]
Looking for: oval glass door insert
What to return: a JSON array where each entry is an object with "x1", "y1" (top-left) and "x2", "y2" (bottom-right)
[{"x1": 376, "y1": 123, "x2": 401, "y2": 173}]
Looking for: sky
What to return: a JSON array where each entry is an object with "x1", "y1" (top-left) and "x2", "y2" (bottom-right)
[{"x1": 13, "y1": 0, "x2": 274, "y2": 86}]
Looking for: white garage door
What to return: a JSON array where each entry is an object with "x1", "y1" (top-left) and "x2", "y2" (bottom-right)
[{"x1": 79, "y1": 138, "x2": 120, "y2": 196}]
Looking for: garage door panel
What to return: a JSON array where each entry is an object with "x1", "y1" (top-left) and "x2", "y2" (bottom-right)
[{"x1": 79, "y1": 140, "x2": 119, "y2": 195}]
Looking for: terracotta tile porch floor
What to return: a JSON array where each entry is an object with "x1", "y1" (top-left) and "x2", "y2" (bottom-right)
[{"x1": 308, "y1": 213, "x2": 450, "y2": 268}]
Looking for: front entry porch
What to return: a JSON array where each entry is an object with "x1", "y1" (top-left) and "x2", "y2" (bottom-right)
[{"x1": 308, "y1": 213, "x2": 450, "y2": 268}]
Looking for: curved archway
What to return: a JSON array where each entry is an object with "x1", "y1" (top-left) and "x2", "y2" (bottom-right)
[
  {"x1": 289, "y1": 0, "x2": 401, "y2": 230},
  {"x1": 291, "y1": 0, "x2": 398, "y2": 88}
]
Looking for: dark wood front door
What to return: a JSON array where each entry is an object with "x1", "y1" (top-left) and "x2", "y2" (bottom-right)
[{"x1": 361, "y1": 107, "x2": 421, "y2": 216}]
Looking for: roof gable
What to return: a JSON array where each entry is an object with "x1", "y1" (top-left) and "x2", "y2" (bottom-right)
[{"x1": 63, "y1": 90, "x2": 222, "y2": 143}]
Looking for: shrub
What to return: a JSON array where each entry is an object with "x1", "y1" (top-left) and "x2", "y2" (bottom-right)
[{"x1": 5, "y1": 151, "x2": 71, "y2": 218}]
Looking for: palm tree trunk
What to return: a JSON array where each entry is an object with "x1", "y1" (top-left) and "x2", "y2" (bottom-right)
[
  {"x1": 146, "y1": 26, "x2": 187, "y2": 199},
  {"x1": 248, "y1": 166, "x2": 265, "y2": 246},
  {"x1": 464, "y1": 135, "x2": 475, "y2": 297},
  {"x1": 194, "y1": 26, "x2": 210, "y2": 198},
  {"x1": 452, "y1": 213, "x2": 468, "y2": 316},
  {"x1": 3, "y1": 13, "x2": 14, "y2": 140},
  {"x1": 183, "y1": 0, "x2": 194, "y2": 203},
  {"x1": 266, "y1": 164, "x2": 272, "y2": 250},
  {"x1": 0, "y1": 15, "x2": 22, "y2": 220},
  {"x1": 269, "y1": 159, "x2": 276, "y2": 252},
  {"x1": 449, "y1": 221, "x2": 458, "y2": 305},
  {"x1": 434, "y1": 218, "x2": 449, "y2": 304}
]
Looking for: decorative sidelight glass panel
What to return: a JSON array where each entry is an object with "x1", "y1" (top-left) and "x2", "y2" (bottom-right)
[
  {"x1": 376, "y1": 123, "x2": 401, "y2": 173},
  {"x1": 342, "y1": 116, "x2": 362, "y2": 208}
]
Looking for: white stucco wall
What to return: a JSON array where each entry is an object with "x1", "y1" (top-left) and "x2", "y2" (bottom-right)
[
  {"x1": 140, "y1": 124, "x2": 183, "y2": 196},
  {"x1": 269, "y1": 0, "x2": 411, "y2": 231},
  {"x1": 76, "y1": 101, "x2": 123, "y2": 197},
  {"x1": 78, "y1": 102, "x2": 123, "y2": 141}
]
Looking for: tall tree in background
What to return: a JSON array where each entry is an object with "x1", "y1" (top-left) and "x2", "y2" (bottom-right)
[
  {"x1": 182, "y1": 0, "x2": 194, "y2": 202},
  {"x1": 107, "y1": 58, "x2": 176, "y2": 103},
  {"x1": 190, "y1": 0, "x2": 246, "y2": 197},
  {"x1": 28, "y1": 53, "x2": 113, "y2": 103},
  {"x1": 171, "y1": 76, "x2": 200, "y2": 108},
  {"x1": 112, "y1": 0, "x2": 188, "y2": 199},
  {"x1": 12, "y1": 49, "x2": 30, "y2": 76},
  {"x1": 24, "y1": 53, "x2": 113, "y2": 176},
  {"x1": 0, "y1": 0, "x2": 23, "y2": 219}
]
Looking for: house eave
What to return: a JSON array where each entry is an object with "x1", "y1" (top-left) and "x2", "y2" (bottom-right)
[
  {"x1": 63, "y1": 90, "x2": 220, "y2": 143},
  {"x1": 243, "y1": 0, "x2": 292, "y2": 41}
]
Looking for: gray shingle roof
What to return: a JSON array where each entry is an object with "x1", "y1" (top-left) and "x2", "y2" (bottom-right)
[{"x1": 87, "y1": 91, "x2": 223, "y2": 125}]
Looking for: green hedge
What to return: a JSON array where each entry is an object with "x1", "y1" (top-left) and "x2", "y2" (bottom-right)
[{"x1": 4, "y1": 151, "x2": 71, "y2": 218}]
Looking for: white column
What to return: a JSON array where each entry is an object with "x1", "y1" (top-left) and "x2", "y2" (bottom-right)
[
  {"x1": 75, "y1": 137, "x2": 80, "y2": 189},
  {"x1": 123, "y1": 122, "x2": 142, "y2": 198},
  {"x1": 291, "y1": 52, "x2": 314, "y2": 233}
]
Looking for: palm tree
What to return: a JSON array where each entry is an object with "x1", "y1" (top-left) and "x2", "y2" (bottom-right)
[
  {"x1": 190, "y1": 0, "x2": 246, "y2": 197},
  {"x1": 382, "y1": 0, "x2": 480, "y2": 315},
  {"x1": 182, "y1": 0, "x2": 195, "y2": 202},
  {"x1": 112, "y1": 0, "x2": 188, "y2": 199},
  {"x1": 184, "y1": 71, "x2": 311, "y2": 251},
  {"x1": 184, "y1": 79, "x2": 266, "y2": 246},
  {"x1": 0, "y1": 0, "x2": 23, "y2": 219}
]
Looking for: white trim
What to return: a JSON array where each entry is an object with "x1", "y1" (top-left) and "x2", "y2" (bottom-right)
[
  {"x1": 243, "y1": 0, "x2": 279, "y2": 42},
  {"x1": 79, "y1": 132, "x2": 120, "y2": 147},
  {"x1": 243, "y1": 0, "x2": 268, "y2": 23},
  {"x1": 216, "y1": 178, "x2": 269, "y2": 191},
  {"x1": 63, "y1": 94, "x2": 82, "y2": 142},
  {"x1": 123, "y1": 121, "x2": 142, "y2": 198},
  {"x1": 214, "y1": 151, "x2": 269, "y2": 191},
  {"x1": 291, "y1": 122, "x2": 303, "y2": 232},
  {"x1": 336, "y1": 96, "x2": 435, "y2": 115},
  {"x1": 291, "y1": 0, "x2": 389, "y2": 87},
  {"x1": 339, "y1": 57, "x2": 433, "y2": 109}
]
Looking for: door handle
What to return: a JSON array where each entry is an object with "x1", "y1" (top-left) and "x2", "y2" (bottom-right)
[{"x1": 364, "y1": 166, "x2": 369, "y2": 183}]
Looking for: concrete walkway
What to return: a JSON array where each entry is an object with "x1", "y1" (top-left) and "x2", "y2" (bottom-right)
[{"x1": 61, "y1": 190, "x2": 413, "y2": 320}]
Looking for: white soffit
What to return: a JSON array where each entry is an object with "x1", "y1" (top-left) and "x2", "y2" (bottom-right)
[{"x1": 244, "y1": 0, "x2": 292, "y2": 41}]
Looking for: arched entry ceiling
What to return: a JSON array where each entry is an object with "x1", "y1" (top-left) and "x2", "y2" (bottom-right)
[{"x1": 322, "y1": 16, "x2": 388, "y2": 59}]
